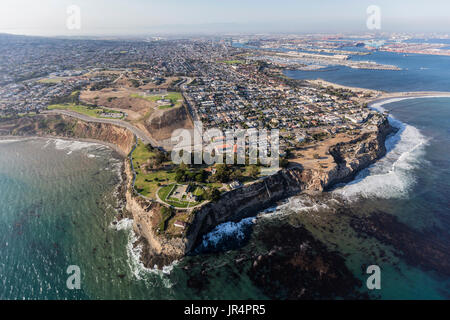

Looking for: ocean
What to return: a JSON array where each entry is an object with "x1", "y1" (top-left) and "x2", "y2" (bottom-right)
[
  {"x1": 283, "y1": 49, "x2": 450, "y2": 92},
  {"x1": 1, "y1": 50, "x2": 450, "y2": 299}
]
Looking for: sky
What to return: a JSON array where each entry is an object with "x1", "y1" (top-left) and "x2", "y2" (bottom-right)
[{"x1": 0, "y1": 0, "x2": 449, "y2": 36}]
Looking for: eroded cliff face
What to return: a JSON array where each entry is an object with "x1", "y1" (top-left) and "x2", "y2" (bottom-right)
[
  {"x1": 145, "y1": 105, "x2": 193, "y2": 141},
  {"x1": 320, "y1": 117, "x2": 394, "y2": 190},
  {"x1": 185, "y1": 169, "x2": 307, "y2": 250},
  {"x1": 71, "y1": 120, "x2": 135, "y2": 155},
  {"x1": 1, "y1": 114, "x2": 395, "y2": 268},
  {"x1": 123, "y1": 117, "x2": 395, "y2": 266},
  {"x1": 183, "y1": 118, "x2": 395, "y2": 254},
  {"x1": 123, "y1": 162, "x2": 188, "y2": 266},
  {"x1": 0, "y1": 114, "x2": 135, "y2": 155}
]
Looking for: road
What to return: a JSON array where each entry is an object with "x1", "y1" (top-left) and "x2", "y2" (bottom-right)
[{"x1": 43, "y1": 109, "x2": 159, "y2": 147}]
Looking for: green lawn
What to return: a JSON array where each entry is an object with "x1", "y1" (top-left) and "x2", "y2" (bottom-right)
[
  {"x1": 156, "y1": 183, "x2": 203, "y2": 208},
  {"x1": 131, "y1": 140, "x2": 221, "y2": 206},
  {"x1": 219, "y1": 60, "x2": 245, "y2": 65},
  {"x1": 48, "y1": 104, "x2": 124, "y2": 119},
  {"x1": 132, "y1": 140, "x2": 156, "y2": 161},
  {"x1": 157, "y1": 184, "x2": 176, "y2": 202},
  {"x1": 193, "y1": 187, "x2": 204, "y2": 197},
  {"x1": 132, "y1": 141, "x2": 176, "y2": 198},
  {"x1": 205, "y1": 182, "x2": 223, "y2": 189},
  {"x1": 158, "y1": 104, "x2": 173, "y2": 110},
  {"x1": 165, "y1": 92, "x2": 183, "y2": 104}
]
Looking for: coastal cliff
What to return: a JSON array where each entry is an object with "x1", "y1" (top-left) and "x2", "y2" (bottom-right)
[
  {"x1": 145, "y1": 105, "x2": 193, "y2": 141},
  {"x1": 0, "y1": 113, "x2": 395, "y2": 268},
  {"x1": 183, "y1": 117, "x2": 395, "y2": 252},
  {"x1": 0, "y1": 114, "x2": 135, "y2": 156},
  {"x1": 123, "y1": 117, "x2": 395, "y2": 267},
  {"x1": 124, "y1": 162, "x2": 189, "y2": 267}
]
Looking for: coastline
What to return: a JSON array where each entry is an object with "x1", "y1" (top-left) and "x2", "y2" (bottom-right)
[
  {"x1": 0, "y1": 135, "x2": 129, "y2": 158},
  {"x1": 368, "y1": 92, "x2": 450, "y2": 109},
  {"x1": 2, "y1": 90, "x2": 450, "y2": 269}
]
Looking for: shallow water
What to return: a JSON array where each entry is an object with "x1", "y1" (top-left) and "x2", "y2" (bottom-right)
[{"x1": 1, "y1": 97, "x2": 449, "y2": 299}]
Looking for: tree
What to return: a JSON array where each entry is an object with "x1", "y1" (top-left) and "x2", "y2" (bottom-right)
[
  {"x1": 248, "y1": 165, "x2": 260, "y2": 179},
  {"x1": 195, "y1": 170, "x2": 206, "y2": 183},
  {"x1": 230, "y1": 168, "x2": 243, "y2": 181},
  {"x1": 205, "y1": 188, "x2": 221, "y2": 202},
  {"x1": 214, "y1": 164, "x2": 230, "y2": 183},
  {"x1": 154, "y1": 150, "x2": 166, "y2": 166},
  {"x1": 175, "y1": 167, "x2": 187, "y2": 183},
  {"x1": 280, "y1": 157, "x2": 289, "y2": 168},
  {"x1": 158, "y1": 207, "x2": 174, "y2": 232}
]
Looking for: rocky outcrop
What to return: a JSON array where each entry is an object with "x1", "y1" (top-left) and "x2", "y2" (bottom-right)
[
  {"x1": 124, "y1": 116, "x2": 395, "y2": 266},
  {"x1": 1, "y1": 113, "x2": 396, "y2": 268},
  {"x1": 183, "y1": 117, "x2": 395, "y2": 254},
  {"x1": 325, "y1": 117, "x2": 393, "y2": 189},
  {"x1": 124, "y1": 162, "x2": 188, "y2": 267}
]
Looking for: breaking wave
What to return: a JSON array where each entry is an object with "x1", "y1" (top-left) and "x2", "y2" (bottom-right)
[
  {"x1": 111, "y1": 217, "x2": 176, "y2": 287},
  {"x1": 198, "y1": 217, "x2": 256, "y2": 252},
  {"x1": 333, "y1": 98, "x2": 430, "y2": 200},
  {"x1": 51, "y1": 139, "x2": 107, "y2": 155}
]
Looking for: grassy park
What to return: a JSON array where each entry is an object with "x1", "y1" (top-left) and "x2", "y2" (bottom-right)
[
  {"x1": 157, "y1": 183, "x2": 204, "y2": 208},
  {"x1": 219, "y1": 60, "x2": 245, "y2": 65},
  {"x1": 132, "y1": 141, "x2": 176, "y2": 198}
]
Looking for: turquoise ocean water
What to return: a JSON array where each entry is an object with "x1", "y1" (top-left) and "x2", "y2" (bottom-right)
[{"x1": 1, "y1": 48, "x2": 450, "y2": 299}]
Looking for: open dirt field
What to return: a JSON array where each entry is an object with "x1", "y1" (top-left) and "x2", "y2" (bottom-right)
[
  {"x1": 290, "y1": 133, "x2": 354, "y2": 170},
  {"x1": 80, "y1": 87, "x2": 157, "y2": 121}
]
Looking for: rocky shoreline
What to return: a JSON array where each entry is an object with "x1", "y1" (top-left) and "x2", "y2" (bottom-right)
[
  {"x1": 120, "y1": 115, "x2": 396, "y2": 268},
  {"x1": 0, "y1": 112, "x2": 396, "y2": 269},
  {"x1": 180, "y1": 117, "x2": 395, "y2": 258}
]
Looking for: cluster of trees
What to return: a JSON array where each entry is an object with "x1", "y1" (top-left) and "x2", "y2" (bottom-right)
[
  {"x1": 203, "y1": 188, "x2": 221, "y2": 202},
  {"x1": 324, "y1": 86, "x2": 356, "y2": 99},
  {"x1": 214, "y1": 164, "x2": 260, "y2": 183},
  {"x1": 90, "y1": 80, "x2": 112, "y2": 91},
  {"x1": 312, "y1": 132, "x2": 329, "y2": 141},
  {"x1": 173, "y1": 161, "x2": 264, "y2": 185},
  {"x1": 175, "y1": 163, "x2": 207, "y2": 183},
  {"x1": 145, "y1": 144, "x2": 168, "y2": 170}
]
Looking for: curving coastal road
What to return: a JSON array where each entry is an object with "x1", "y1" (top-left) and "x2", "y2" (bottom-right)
[{"x1": 43, "y1": 109, "x2": 159, "y2": 147}]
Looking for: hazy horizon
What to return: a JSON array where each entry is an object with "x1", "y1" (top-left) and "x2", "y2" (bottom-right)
[{"x1": 0, "y1": 0, "x2": 449, "y2": 37}]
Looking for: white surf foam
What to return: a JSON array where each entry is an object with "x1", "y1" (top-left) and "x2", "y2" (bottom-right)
[
  {"x1": 111, "y1": 217, "x2": 176, "y2": 287},
  {"x1": 111, "y1": 217, "x2": 134, "y2": 231},
  {"x1": 201, "y1": 217, "x2": 255, "y2": 249},
  {"x1": 272, "y1": 195, "x2": 336, "y2": 221},
  {"x1": 333, "y1": 98, "x2": 433, "y2": 200},
  {"x1": 52, "y1": 139, "x2": 101, "y2": 155}
]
